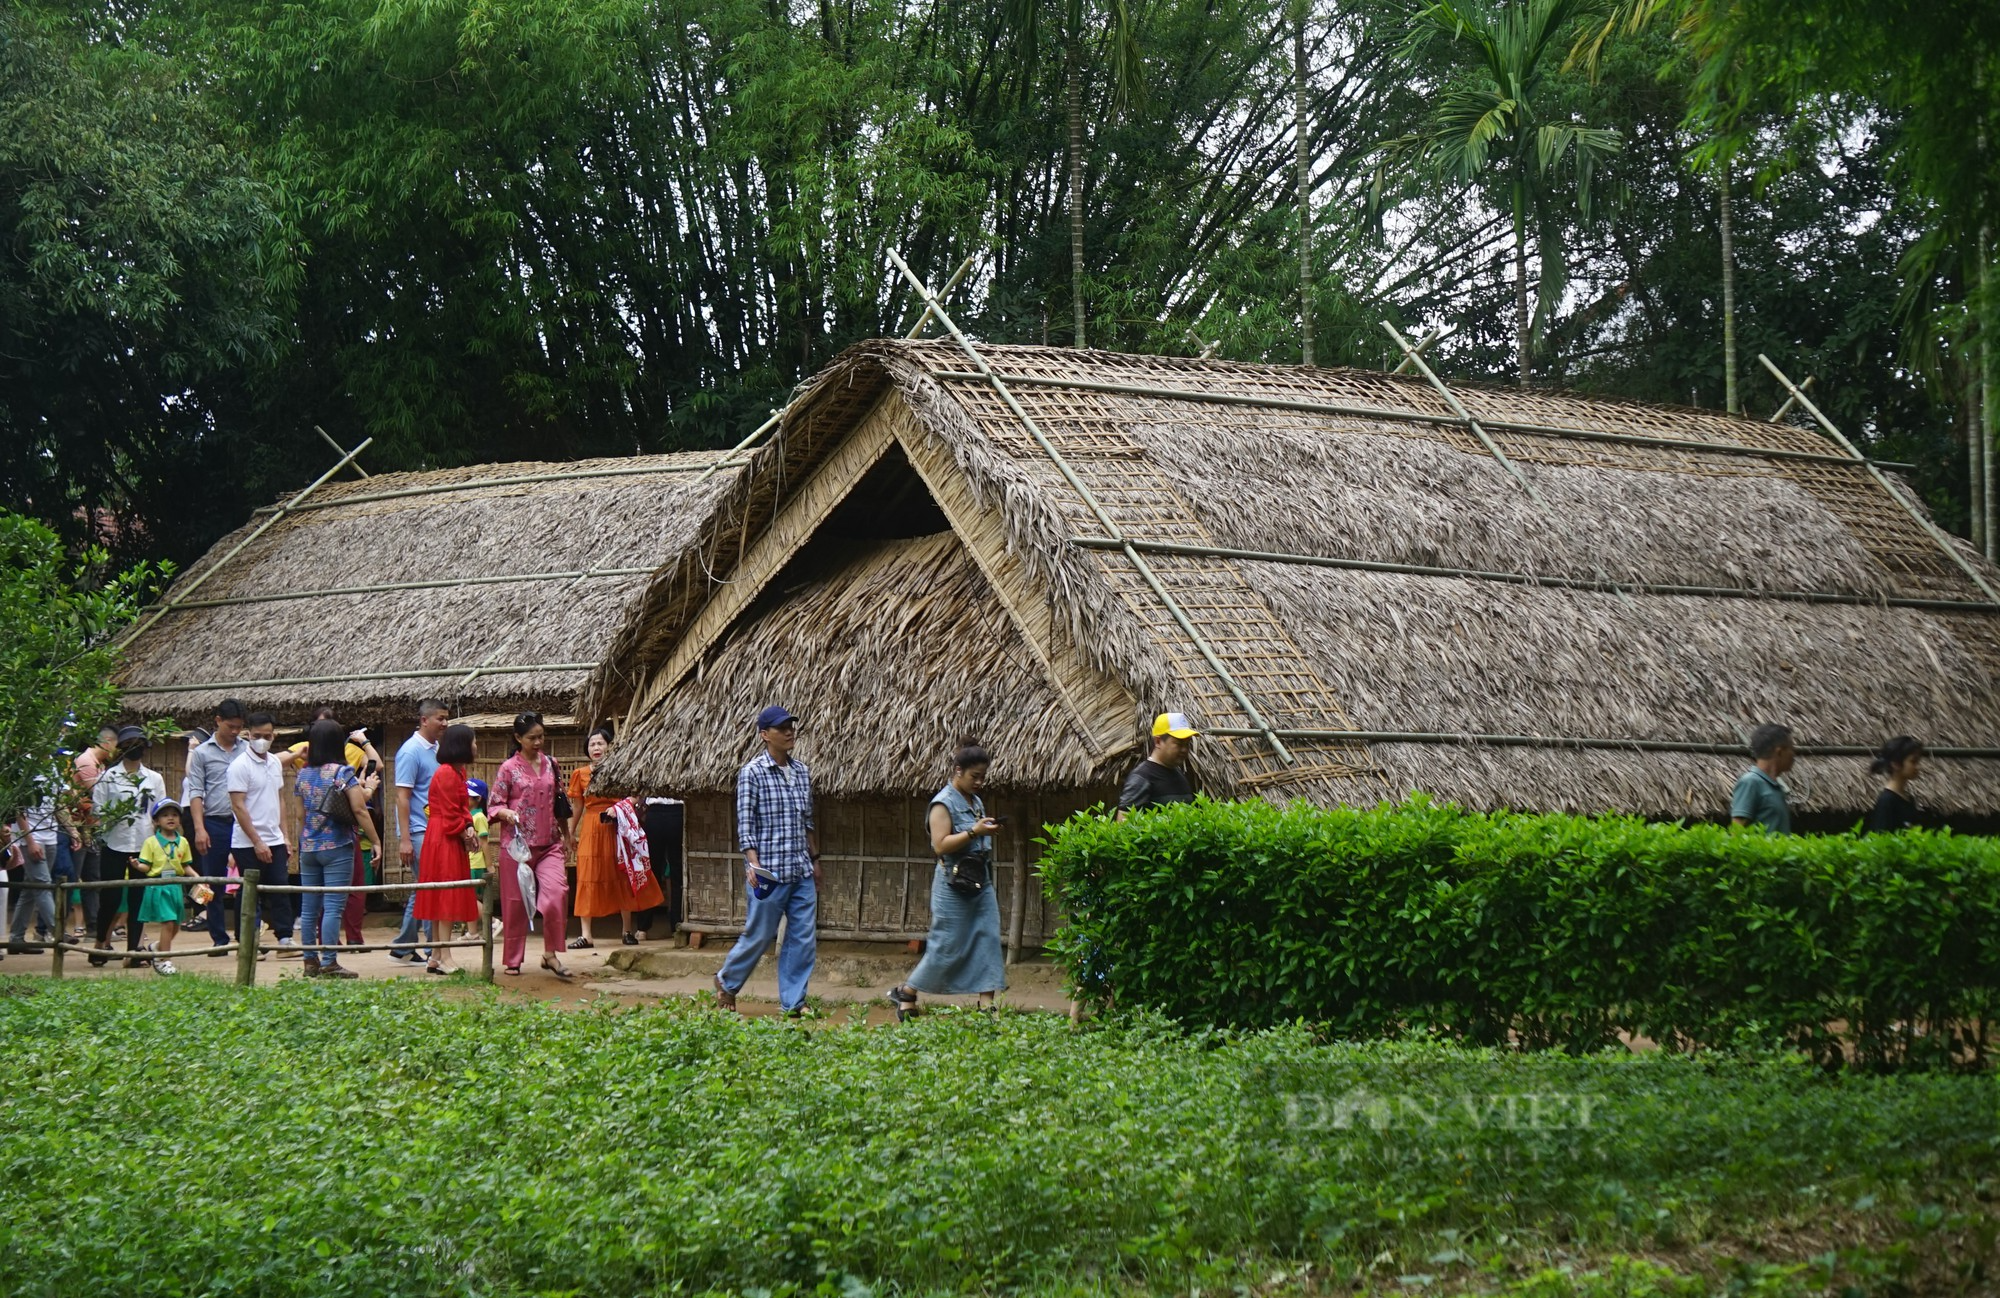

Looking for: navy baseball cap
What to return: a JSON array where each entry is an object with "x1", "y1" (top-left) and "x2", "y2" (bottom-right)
[{"x1": 755, "y1": 705, "x2": 799, "y2": 731}]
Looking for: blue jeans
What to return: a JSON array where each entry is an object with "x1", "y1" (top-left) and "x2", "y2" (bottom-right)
[
  {"x1": 390, "y1": 833, "x2": 429, "y2": 956},
  {"x1": 199, "y1": 815, "x2": 235, "y2": 944},
  {"x1": 718, "y1": 875, "x2": 818, "y2": 1012},
  {"x1": 7, "y1": 841, "x2": 59, "y2": 942},
  {"x1": 297, "y1": 847, "x2": 354, "y2": 965}
]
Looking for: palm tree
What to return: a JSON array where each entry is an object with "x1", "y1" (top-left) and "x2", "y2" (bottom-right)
[
  {"x1": 1380, "y1": 0, "x2": 1621, "y2": 384},
  {"x1": 1002, "y1": 0, "x2": 1143, "y2": 349}
]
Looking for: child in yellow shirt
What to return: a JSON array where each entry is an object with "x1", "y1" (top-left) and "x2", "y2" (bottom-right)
[{"x1": 136, "y1": 799, "x2": 195, "y2": 975}]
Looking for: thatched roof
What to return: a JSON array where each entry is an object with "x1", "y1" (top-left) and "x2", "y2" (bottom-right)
[
  {"x1": 596, "y1": 340, "x2": 2000, "y2": 817},
  {"x1": 118, "y1": 452, "x2": 741, "y2": 724}
]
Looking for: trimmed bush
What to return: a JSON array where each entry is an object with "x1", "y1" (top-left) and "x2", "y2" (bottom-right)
[{"x1": 1038, "y1": 797, "x2": 2000, "y2": 1067}]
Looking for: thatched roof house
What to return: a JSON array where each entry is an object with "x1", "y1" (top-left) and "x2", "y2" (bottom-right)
[
  {"x1": 118, "y1": 451, "x2": 743, "y2": 725},
  {"x1": 599, "y1": 339, "x2": 2000, "y2": 833}
]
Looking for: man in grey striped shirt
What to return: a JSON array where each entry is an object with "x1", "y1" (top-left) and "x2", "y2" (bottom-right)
[{"x1": 185, "y1": 699, "x2": 246, "y2": 952}]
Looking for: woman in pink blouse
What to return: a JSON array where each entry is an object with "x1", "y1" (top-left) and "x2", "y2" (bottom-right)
[{"x1": 488, "y1": 712, "x2": 573, "y2": 978}]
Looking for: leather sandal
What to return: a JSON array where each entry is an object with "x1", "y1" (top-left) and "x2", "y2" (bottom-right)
[
  {"x1": 540, "y1": 955, "x2": 572, "y2": 981},
  {"x1": 567, "y1": 936, "x2": 594, "y2": 950}
]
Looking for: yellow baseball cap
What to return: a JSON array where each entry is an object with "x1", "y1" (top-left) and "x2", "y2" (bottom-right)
[{"x1": 1151, "y1": 712, "x2": 1200, "y2": 739}]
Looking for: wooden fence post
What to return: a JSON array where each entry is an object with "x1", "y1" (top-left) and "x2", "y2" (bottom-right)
[
  {"x1": 49, "y1": 887, "x2": 66, "y2": 980},
  {"x1": 480, "y1": 874, "x2": 497, "y2": 984},
  {"x1": 235, "y1": 870, "x2": 260, "y2": 987},
  {"x1": 1006, "y1": 803, "x2": 1029, "y2": 966}
]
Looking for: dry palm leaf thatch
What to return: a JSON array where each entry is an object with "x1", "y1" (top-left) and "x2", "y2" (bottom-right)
[
  {"x1": 599, "y1": 532, "x2": 1120, "y2": 798},
  {"x1": 117, "y1": 452, "x2": 740, "y2": 723},
  {"x1": 598, "y1": 338, "x2": 2000, "y2": 819}
]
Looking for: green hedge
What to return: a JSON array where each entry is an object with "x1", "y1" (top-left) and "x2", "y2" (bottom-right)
[{"x1": 1037, "y1": 798, "x2": 2000, "y2": 1067}]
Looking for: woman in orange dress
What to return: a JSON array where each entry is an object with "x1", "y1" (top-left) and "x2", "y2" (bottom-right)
[
  {"x1": 567, "y1": 726, "x2": 662, "y2": 947},
  {"x1": 415, "y1": 724, "x2": 482, "y2": 973}
]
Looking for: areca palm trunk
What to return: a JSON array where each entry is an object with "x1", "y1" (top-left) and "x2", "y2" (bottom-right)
[
  {"x1": 1068, "y1": 42, "x2": 1086, "y2": 349},
  {"x1": 1720, "y1": 166, "x2": 1739, "y2": 414},
  {"x1": 1513, "y1": 200, "x2": 1530, "y2": 387},
  {"x1": 1295, "y1": 2, "x2": 1313, "y2": 366}
]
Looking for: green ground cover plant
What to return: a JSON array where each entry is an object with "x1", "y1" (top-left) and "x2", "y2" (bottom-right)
[
  {"x1": 1038, "y1": 799, "x2": 2000, "y2": 1067},
  {"x1": 0, "y1": 979, "x2": 1993, "y2": 1296}
]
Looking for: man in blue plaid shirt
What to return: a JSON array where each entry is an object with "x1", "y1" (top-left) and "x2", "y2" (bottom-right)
[{"x1": 714, "y1": 705, "x2": 820, "y2": 1014}]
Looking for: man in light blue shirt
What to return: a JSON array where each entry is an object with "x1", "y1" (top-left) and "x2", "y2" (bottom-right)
[{"x1": 388, "y1": 700, "x2": 449, "y2": 961}]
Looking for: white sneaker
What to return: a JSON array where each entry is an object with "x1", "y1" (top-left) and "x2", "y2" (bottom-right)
[
  {"x1": 276, "y1": 937, "x2": 302, "y2": 960},
  {"x1": 154, "y1": 960, "x2": 177, "y2": 976}
]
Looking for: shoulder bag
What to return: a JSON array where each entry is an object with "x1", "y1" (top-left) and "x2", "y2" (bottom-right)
[
  {"x1": 316, "y1": 766, "x2": 359, "y2": 829},
  {"x1": 549, "y1": 754, "x2": 573, "y2": 824},
  {"x1": 939, "y1": 794, "x2": 992, "y2": 897}
]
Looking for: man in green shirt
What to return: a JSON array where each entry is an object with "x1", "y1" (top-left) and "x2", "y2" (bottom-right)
[{"x1": 1730, "y1": 723, "x2": 1795, "y2": 834}]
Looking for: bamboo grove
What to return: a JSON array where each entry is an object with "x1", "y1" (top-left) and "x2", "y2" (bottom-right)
[{"x1": 2, "y1": 0, "x2": 1995, "y2": 574}]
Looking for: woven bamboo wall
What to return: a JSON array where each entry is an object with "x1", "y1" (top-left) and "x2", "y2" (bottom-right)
[{"x1": 681, "y1": 790, "x2": 1100, "y2": 947}]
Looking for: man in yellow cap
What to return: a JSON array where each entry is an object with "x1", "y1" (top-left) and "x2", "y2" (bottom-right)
[{"x1": 1116, "y1": 712, "x2": 1200, "y2": 819}]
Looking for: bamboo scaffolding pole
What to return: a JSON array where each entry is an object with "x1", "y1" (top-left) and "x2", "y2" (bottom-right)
[
  {"x1": 1389, "y1": 327, "x2": 1444, "y2": 375},
  {"x1": 926, "y1": 369, "x2": 1915, "y2": 472},
  {"x1": 317, "y1": 426, "x2": 369, "y2": 476},
  {"x1": 1759, "y1": 354, "x2": 2000, "y2": 603},
  {"x1": 1200, "y1": 726, "x2": 2000, "y2": 759},
  {"x1": 137, "y1": 567, "x2": 655, "y2": 616},
  {"x1": 120, "y1": 662, "x2": 596, "y2": 696},
  {"x1": 119, "y1": 438, "x2": 374, "y2": 650},
  {"x1": 253, "y1": 459, "x2": 755, "y2": 516},
  {"x1": 1382, "y1": 322, "x2": 1636, "y2": 613},
  {"x1": 1768, "y1": 375, "x2": 1814, "y2": 422},
  {"x1": 1067, "y1": 535, "x2": 2000, "y2": 613},
  {"x1": 887, "y1": 247, "x2": 1297, "y2": 766}
]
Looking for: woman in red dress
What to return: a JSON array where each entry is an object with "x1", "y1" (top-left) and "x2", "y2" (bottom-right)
[{"x1": 415, "y1": 724, "x2": 482, "y2": 974}]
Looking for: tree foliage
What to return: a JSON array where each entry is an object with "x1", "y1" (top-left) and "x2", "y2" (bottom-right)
[
  {"x1": 0, "y1": 0, "x2": 1989, "y2": 569},
  {"x1": 0, "y1": 512, "x2": 164, "y2": 821}
]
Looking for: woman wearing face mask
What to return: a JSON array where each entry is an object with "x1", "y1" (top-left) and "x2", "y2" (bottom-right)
[
  {"x1": 567, "y1": 725, "x2": 662, "y2": 947},
  {"x1": 489, "y1": 712, "x2": 572, "y2": 979}
]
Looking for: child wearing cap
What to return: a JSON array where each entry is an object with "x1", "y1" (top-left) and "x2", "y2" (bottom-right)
[{"x1": 136, "y1": 800, "x2": 196, "y2": 975}]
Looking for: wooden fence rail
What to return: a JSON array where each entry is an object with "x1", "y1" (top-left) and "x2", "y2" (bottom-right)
[{"x1": 6, "y1": 871, "x2": 497, "y2": 985}]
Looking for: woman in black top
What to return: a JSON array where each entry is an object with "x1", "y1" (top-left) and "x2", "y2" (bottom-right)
[{"x1": 1865, "y1": 735, "x2": 1924, "y2": 833}]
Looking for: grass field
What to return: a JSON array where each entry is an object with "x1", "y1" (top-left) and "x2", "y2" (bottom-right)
[{"x1": 0, "y1": 978, "x2": 1994, "y2": 1297}]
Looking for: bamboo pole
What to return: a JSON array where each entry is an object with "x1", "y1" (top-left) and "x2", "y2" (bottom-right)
[
  {"x1": 480, "y1": 873, "x2": 497, "y2": 984},
  {"x1": 253, "y1": 459, "x2": 752, "y2": 515},
  {"x1": 49, "y1": 889, "x2": 65, "y2": 979},
  {"x1": 139, "y1": 567, "x2": 655, "y2": 615},
  {"x1": 887, "y1": 246, "x2": 1297, "y2": 766},
  {"x1": 1066, "y1": 534, "x2": 2000, "y2": 613},
  {"x1": 121, "y1": 662, "x2": 596, "y2": 697},
  {"x1": 235, "y1": 870, "x2": 259, "y2": 986},
  {"x1": 1759, "y1": 354, "x2": 2000, "y2": 602},
  {"x1": 1383, "y1": 321, "x2": 1636, "y2": 612},
  {"x1": 1006, "y1": 801, "x2": 1028, "y2": 967},
  {"x1": 118, "y1": 439, "x2": 374, "y2": 650},
  {"x1": 1769, "y1": 374, "x2": 1814, "y2": 422},
  {"x1": 1388, "y1": 328, "x2": 1444, "y2": 375},
  {"x1": 927, "y1": 369, "x2": 1913, "y2": 472},
  {"x1": 316, "y1": 426, "x2": 369, "y2": 477},
  {"x1": 1199, "y1": 726, "x2": 2000, "y2": 759}
]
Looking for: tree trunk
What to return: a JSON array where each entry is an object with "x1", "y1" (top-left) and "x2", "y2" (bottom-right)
[
  {"x1": 1295, "y1": 2, "x2": 1313, "y2": 367},
  {"x1": 1514, "y1": 216, "x2": 1531, "y2": 387},
  {"x1": 1972, "y1": 359, "x2": 1987, "y2": 553},
  {"x1": 1720, "y1": 165, "x2": 1739, "y2": 414},
  {"x1": 1068, "y1": 45, "x2": 1086, "y2": 350},
  {"x1": 1984, "y1": 228, "x2": 1996, "y2": 559}
]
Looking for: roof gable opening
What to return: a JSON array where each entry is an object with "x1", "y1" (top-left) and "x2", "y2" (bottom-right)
[{"x1": 818, "y1": 442, "x2": 948, "y2": 540}]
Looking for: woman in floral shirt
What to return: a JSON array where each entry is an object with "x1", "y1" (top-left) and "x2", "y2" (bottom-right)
[{"x1": 489, "y1": 711, "x2": 572, "y2": 978}]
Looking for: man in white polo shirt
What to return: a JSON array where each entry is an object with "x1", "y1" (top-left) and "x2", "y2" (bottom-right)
[{"x1": 228, "y1": 711, "x2": 298, "y2": 959}]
